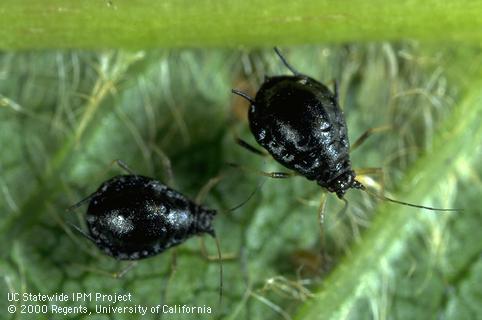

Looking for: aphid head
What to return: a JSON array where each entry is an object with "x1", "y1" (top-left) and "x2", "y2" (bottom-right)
[
  {"x1": 196, "y1": 207, "x2": 217, "y2": 237},
  {"x1": 325, "y1": 174, "x2": 459, "y2": 212},
  {"x1": 322, "y1": 170, "x2": 363, "y2": 199}
]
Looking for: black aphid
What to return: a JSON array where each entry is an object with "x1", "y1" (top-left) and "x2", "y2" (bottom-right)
[
  {"x1": 78, "y1": 174, "x2": 216, "y2": 260},
  {"x1": 68, "y1": 161, "x2": 224, "y2": 298},
  {"x1": 232, "y1": 48, "x2": 457, "y2": 211}
]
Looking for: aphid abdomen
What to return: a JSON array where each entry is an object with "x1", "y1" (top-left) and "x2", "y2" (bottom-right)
[
  {"x1": 86, "y1": 175, "x2": 216, "y2": 260},
  {"x1": 249, "y1": 76, "x2": 352, "y2": 187}
]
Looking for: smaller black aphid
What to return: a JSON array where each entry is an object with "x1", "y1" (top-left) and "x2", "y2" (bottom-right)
[
  {"x1": 232, "y1": 48, "x2": 458, "y2": 211},
  {"x1": 81, "y1": 174, "x2": 216, "y2": 260},
  {"x1": 68, "y1": 162, "x2": 225, "y2": 299}
]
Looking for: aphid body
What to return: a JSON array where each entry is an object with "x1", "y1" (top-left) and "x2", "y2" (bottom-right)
[
  {"x1": 233, "y1": 48, "x2": 458, "y2": 213},
  {"x1": 86, "y1": 175, "x2": 216, "y2": 260},
  {"x1": 248, "y1": 71, "x2": 362, "y2": 198}
]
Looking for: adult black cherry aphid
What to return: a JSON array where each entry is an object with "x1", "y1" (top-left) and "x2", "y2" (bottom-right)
[
  {"x1": 232, "y1": 48, "x2": 457, "y2": 212},
  {"x1": 68, "y1": 160, "x2": 224, "y2": 295},
  {"x1": 75, "y1": 177, "x2": 216, "y2": 260}
]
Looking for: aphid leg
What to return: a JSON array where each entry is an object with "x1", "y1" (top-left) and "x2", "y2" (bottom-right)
[
  {"x1": 161, "y1": 249, "x2": 178, "y2": 303},
  {"x1": 194, "y1": 172, "x2": 236, "y2": 302},
  {"x1": 112, "y1": 261, "x2": 138, "y2": 279},
  {"x1": 68, "y1": 222, "x2": 140, "y2": 278},
  {"x1": 229, "y1": 89, "x2": 270, "y2": 157},
  {"x1": 111, "y1": 159, "x2": 136, "y2": 175},
  {"x1": 55, "y1": 213, "x2": 100, "y2": 258},
  {"x1": 200, "y1": 236, "x2": 235, "y2": 304},
  {"x1": 198, "y1": 235, "x2": 230, "y2": 303},
  {"x1": 68, "y1": 222, "x2": 96, "y2": 243},
  {"x1": 195, "y1": 173, "x2": 236, "y2": 253},
  {"x1": 66, "y1": 193, "x2": 96, "y2": 211},
  {"x1": 236, "y1": 137, "x2": 269, "y2": 157},
  {"x1": 67, "y1": 159, "x2": 135, "y2": 211},
  {"x1": 260, "y1": 276, "x2": 314, "y2": 301},
  {"x1": 317, "y1": 193, "x2": 327, "y2": 243},
  {"x1": 67, "y1": 263, "x2": 113, "y2": 278},
  {"x1": 214, "y1": 234, "x2": 224, "y2": 304},
  {"x1": 274, "y1": 47, "x2": 302, "y2": 76},
  {"x1": 250, "y1": 291, "x2": 292, "y2": 320},
  {"x1": 258, "y1": 170, "x2": 296, "y2": 179},
  {"x1": 198, "y1": 238, "x2": 236, "y2": 261},
  {"x1": 71, "y1": 261, "x2": 138, "y2": 279},
  {"x1": 351, "y1": 126, "x2": 392, "y2": 151},
  {"x1": 195, "y1": 174, "x2": 224, "y2": 204},
  {"x1": 227, "y1": 163, "x2": 297, "y2": 179},
  {"x1": 317, "y1": 193, "x2": 328, "y2": 226},
  {"x1": 151, "y1": 145, "x2": 175, "y2": 187},
  {"x1": 333, "y1": 80, "x2": 339, "y2": 104},
  {"x1": 317, "y1": 193, "x2": 330, "y2": 268},
  {"x1": 68, "y1": 222, "x2": 139, "y2": 278}
]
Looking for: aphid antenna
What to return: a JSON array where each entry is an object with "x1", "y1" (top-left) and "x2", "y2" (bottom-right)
[
  {"x1": 226, "y1": 177, "x2": 267, "y2": 213},
  {"x1": 195, "y1": 166, "x2": 266, "y2": 214},
  {"x1": 356, "y1": 184, "x2": 461, "y2": 212},
  {"x1": 193, "y1": 171, "x2": 265, "y2": 304},
  {"x1": 231, "y1": 89, "x2": 255, "y2": 104},
  {"x1": 273, "y1": 47, "x2": 302, "y2": 76}
]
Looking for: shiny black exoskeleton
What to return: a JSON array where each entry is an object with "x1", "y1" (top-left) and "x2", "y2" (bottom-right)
[
  {"x1": 86, "y1": 175, "x2": 216, "y2": 260},
  {"x1": 235, "y1": 49, "x2": 363, "y2": 198}
]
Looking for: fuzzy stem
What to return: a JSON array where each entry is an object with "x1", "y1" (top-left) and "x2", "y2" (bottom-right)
[{"x1": 1, "y1": 0, "x2": 481, "y2": 49}]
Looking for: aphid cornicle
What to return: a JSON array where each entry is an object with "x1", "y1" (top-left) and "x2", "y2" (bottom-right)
[
  {"x1": 85, "y1": 174, "x2": 216, "y2": 260},
  {"x1": 232, "y1": 48, "x2": 458, "y2": 211}
]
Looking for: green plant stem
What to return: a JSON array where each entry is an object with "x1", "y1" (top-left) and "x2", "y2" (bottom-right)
[
  {"x1": 295, "y1": 84, "x2": 482, "y2": 319},
  {"x1": 1, "y1": 0, "x2": 481, "y2": 49}
]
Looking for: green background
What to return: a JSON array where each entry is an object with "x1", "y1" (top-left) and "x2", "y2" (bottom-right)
[{"x1": 0, "y1": 1, "x2": 481, "y2": 320}]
